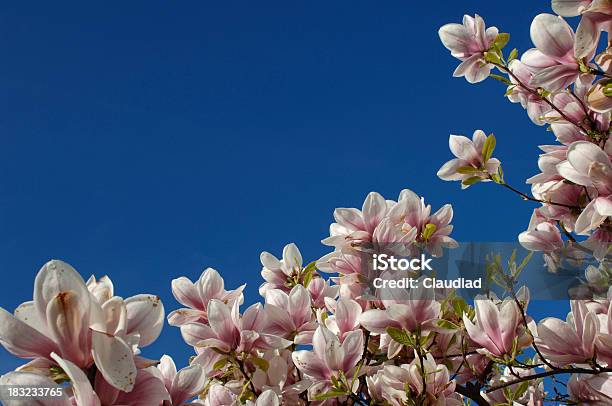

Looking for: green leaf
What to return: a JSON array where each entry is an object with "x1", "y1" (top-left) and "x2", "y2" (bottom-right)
[
  {"x1": 422, "y1": 223, "x2": 437, "y2": 242},
  {"x1": 603, "y1": 83, "x2": 612, "y2": 97},
  {"x1": 452, "y1": 297, "x2": 469, "y2": 316},
  {"x1": 303, "y1": 260, "x2": 317, "y2": 274},
  {"x1": 461, "y1": 176, "x2": 482, "y2": 187},
  {"x1": 484, "y1": 51, "x2": 501, "y2": 64},
  {"x1": 514, "y1": 251, "x2": 533, "y2": 279},
  {"x1": 504, "y1": 86, "x2": 516, "y2": 97},
  {"x1": 300, "y1": 260, "x2": 318, "y2": 287},
  {"x1": 312, "y1": 390, "x2": 348, "y2": 401},
  {"x1": 508, "y1": 48, "x2": 518, "y2": 62},
  {"x1": 489, "y1": 74, "x2": 511, "y2": 85},
  {"x1": 456, "y1": 166, "x2": 482, "y2": 174},
  {"x1": 386, "y1": 327, "x2": 413, "y2": 346},
  {"x1": 481, "y1": 133, "x2": 496, "y2": 162},
  {"x1": 212, "y1": 358, "x2": 229, "y2": 370},
  {"x1": 494, "y1": 33, "x2": 510, "y2": 49},
  {"x1": 436, "y1": 319, "x2": 460, "y2": 331}
]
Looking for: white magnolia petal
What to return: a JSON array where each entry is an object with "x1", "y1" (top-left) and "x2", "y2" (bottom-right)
[{"x1": 91, "y1": 330, "x2": 137, "y2": 392}]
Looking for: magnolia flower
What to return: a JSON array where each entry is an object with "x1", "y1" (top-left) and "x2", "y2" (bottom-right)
[
  {"x1": 544, "y1": 92, "x2": 590, "y2": 128},
  {"x1": 380, "y1": 352, "x2": 461, "y2": 406},
  {"x1": 184, "y1": 299, "x2": 291, "y2": 353},
  {"x1": 0, "y1": 370, "x2": 71, "y2": 405},
  {"x1": 437, "y1": 130, "x2": 501, "y2": 186},
  {"x1": 385, "y1": 189, "x2": 458, "y2": 257},
  {"x1": 587, "y1": 79, "x2": 612, "y2": 113},
  {"x1": 246, "y1": 390, "x2": 281, "y2": 406},
  {"x1": 552, "y1": 0, "x2": 612, "y2": 58},
  {"x1": 360, "y1": 287, "x2": 441, "y2": 336},
  {"x1": 519, "y1": 221, "x2": 564, "y2": 253},
  {"x1": 321, "y1": 191, "x2": 393, "y2": 251},
  {"x1": 595, "y1": 298, "x2": 612, "y2": 365},
  {"x1": 536, "y1": 300, "x2": 598, "y2": 364},
  {"x1": 307, "y1": 277, "x2": 339, "y2": 309},
  {"x1": 259, "y1": 243, "x2": 305, "y2": 295},
  {"x1": 5, "y1": 352, "x2": 171, "y2": 406},
  {"x1": 557, "y1": 141, "x2": 612, "y2": 234},
  {"x1": 316, "y1": 251, "x2": 368, "y2": 300},
  {"x1": 438, "y1": 14, "x2": 499, "y2": 83},
  {"x1": 158, "y1": 355, "x2": 209, "y2": 406},
  {"x1": 0, "y1": 260, "x2": 164, "y2": 392},
  {"x1": 484, "y1": 367, "x2": 545, "y2": 406},
  {"x1": 585, "y1": 227, "x2": 612, "y2": 261},
  {"x1": 568, "y1": 372, "x2": 612, "y2": 404},
  {"x1": 506, "y1": 59, "x2": 552, "y2": 125},
  {"x1": 202, "y1": 384, "x2": 238, "y2": 406},
  {"x1": 463, "y1": 297, "x2": 525, "y2": 358},
  {"x1": 167, "y1": 268, "x2": 244, "y2": 327},
  {"x1": 264, "y1": 285, "x2": 318, "y2": 344},
  {"x1": 250, "y1": 349, "x2": 309, "y2": 403},
  {"x1": 365, "y1": 370, "x2": 385, "y2": 403},
  {"x1": 291, "y1": 326, "x2": 363, "y2": 401},
  {"x1": 323, "y1": 298, "x2": 363, "y2": 341},
  {"x1": 524, "y1": 14, "x2": 583, "y2": 91}
]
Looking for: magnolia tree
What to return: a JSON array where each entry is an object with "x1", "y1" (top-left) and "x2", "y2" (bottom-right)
[{"x1": 1, "y1": 2, "x2": 612, "y2": 405}]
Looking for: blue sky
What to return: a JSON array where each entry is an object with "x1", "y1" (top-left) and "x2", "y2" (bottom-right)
[{"x1": 0, "y1": 1, "x2": 567, "y2": 371}]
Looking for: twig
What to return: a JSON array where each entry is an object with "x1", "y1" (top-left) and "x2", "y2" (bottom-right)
[{"x1": 486, "y1": 366, "x2": 612, "y2": 393}]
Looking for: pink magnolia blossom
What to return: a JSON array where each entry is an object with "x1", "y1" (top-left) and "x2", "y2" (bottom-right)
[
  {"x1": 316, "y1": 251, "x2": 367, "y2": 300},
  {"x1": 259, "y1": 243, "x2": 305, "y2": 295},
  {"x1": 158, "y1": 355, "x2": 209, "y2": 406},
  {"x1": 525, "y1": 14, "x2": 584, "y2": 91},
  {"x1": 552, "y1": 0, "x2": 612, "y2": 58},
  {"x1": 557, "y1": 141, "x2": 612, "y2": 234},
  {"x1": 184, "y1": 299, "x2": 291, "y2": 354},
  {"x1": 380, "y1": 352, "x2": 462, "y2": 406},
  {"x1": 167, "y1": 268, "x2": 244, "y2": 327},
  {"x1": 291, "y1": 326, "x2": 363, "y2": 401},
  {"x1": 484, "y1": 367, "x2": 545, "y2": 406},
  {"x1": 385, "y1": 189, "x2": 458, "y2": 257},
  {"x1": 0, "y1": 370, "x2": 71, "y2": 406},
  {"x1": 307, "y1": 277, "x2": 339, "y2": 309},
  {"x1": 506, "y1": 59, "x2": 552, "y2": 125},
  {"x1": 245, "y1": 390, "x2": 281, "y2": 406},
  {"x1": 323, "y1": 298, "x2": 363, "y2": 341},
  {"x1": 519, "y1": 220, "x2": 564, "y2": 253},
  {"x1": 202, "y1": 384, "x2": 238, "y2": 406},
  {"x1": 536, "y1": 300, "x2": 598, "y2": 364},
  {"x1": 251, "y1": 349, "x2": 309, "y2": 403},
  {"x1": 0, "y1": 260, "x2": 164, "y2": 392},
  {"x1": 438, "y1": 15, "x2": 499, "y2": 83},
  {"x1": 321, "y1": 191, "x2": 392, "y2": 251},
  {"x1": 587, "y1": 79, "x2": 612, "y2": 113},
  {"x1": 359, "y1": 287, "x2": 441, "y2": 336},
  {"x1": 264, "y1": 285, "x2": 318, "y2": 344},
  {"x1": 585, "y1": 227, "x2": 612, "y2": 261},
  {"x1": 568, "y1": 372, "x2": 612, "y2": 404},
  {"x1": 463, "y1": 297, "x2": 527, "y2": 358},
  {"x1": 437, "y1": 130, "x2": 501, "y2": 186}
]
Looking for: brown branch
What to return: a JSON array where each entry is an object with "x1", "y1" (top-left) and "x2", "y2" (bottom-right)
[
  {"x1": 494, "y1": 178, "x2": 580, "y2": 209},
  {"x1": 486, "y1": 366, "x2": 612, "y2": 393},
  {"x1": 455, "y1": 383, "x2": 491, "y2": 406}
]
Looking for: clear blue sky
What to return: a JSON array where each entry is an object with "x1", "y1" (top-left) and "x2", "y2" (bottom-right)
[{"x1": 0, "y1": 1, "x2": 566, "y2": 371}]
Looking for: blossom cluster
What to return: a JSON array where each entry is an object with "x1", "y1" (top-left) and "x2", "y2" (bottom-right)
[
  {"x1": 438, "y1": 2, "x2": 612, "y2": 272},
  {"x1": 0, "y1": 1, "x2": 611, "y2": 405}
]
